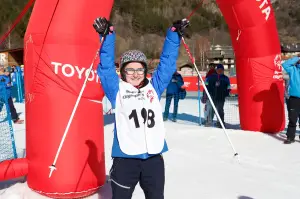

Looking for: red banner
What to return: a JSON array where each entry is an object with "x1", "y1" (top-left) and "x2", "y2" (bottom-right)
[{"x1": 182, "y1": 76, "x2": 238, "y2": 95}]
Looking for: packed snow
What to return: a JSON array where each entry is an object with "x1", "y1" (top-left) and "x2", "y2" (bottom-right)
[{"x1": 1, "y1": 94, "x2": 300, "y2": 199}]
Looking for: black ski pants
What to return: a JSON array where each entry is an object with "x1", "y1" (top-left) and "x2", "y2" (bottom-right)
[
  {"x1": 110, "y1": 154, "x2": 165, "y2": 199},
  {"x1": 286, "y1": 96, "x2": 300, "y2": 140}
]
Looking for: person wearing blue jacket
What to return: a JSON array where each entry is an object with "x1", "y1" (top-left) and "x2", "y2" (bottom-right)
[
  {"x1": 0, "y1": 67, "x2": 23, "y2": 124},
  {"x1": 206, "y1": 64, "x2": 230, "y2": 128},
  {"x1": 282, "y1": 55, "x2": 300, "y2": 144},
  {"x1": 163, "y1": 71, "x2": 184, "y2": 122},
  {"x1": 93, "y1": 17, "x2": 189, "y2": 199}
]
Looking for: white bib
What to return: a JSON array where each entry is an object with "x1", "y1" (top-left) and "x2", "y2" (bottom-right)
[{"x1": 115, "y1": 81, "x2": 166, "y2": 155}]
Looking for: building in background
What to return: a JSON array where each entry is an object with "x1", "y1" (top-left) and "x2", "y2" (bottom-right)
[
  {"x1": 178, "y1": 45, "x2": 236, "y2": 76},
  {"x1": 281, "y1": 43, "x2": 300, "y2": 60},
  {"x1": 206, "y1": 45, "x2": 235, "y2": 76},
  {"x1": 0, "y1": 48, "x2": 23, "y2": 67}
]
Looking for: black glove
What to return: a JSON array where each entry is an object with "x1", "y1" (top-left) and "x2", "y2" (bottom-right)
[
  {"x1": 172, "y1": 18, "x2": 190, "y2": 36},
  {"x1": 93, "y1": 17, "x2": 112, "y2": 36}
]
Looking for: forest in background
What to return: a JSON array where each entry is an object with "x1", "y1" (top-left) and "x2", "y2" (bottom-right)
[{"x1": 0, "y1": 0, "x2": 299, "y2": 65}]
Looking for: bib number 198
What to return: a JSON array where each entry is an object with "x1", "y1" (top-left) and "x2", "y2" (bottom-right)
[{"x1": 129, "y1": 108, "x2": 155, "y2": 128}]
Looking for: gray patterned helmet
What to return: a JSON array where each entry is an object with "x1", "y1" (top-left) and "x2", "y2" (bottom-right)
[{"x1": 120, "y1": 50, "x2": 148, "y2": 80}]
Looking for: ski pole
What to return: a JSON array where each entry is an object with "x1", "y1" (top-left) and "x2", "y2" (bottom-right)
[
  {"x1": 49, "y1": 37, "x2": 105, "y2": 178},
  {"x1": 186, "y1": 0, "x2": 205, "y2": 20},
  {"x1": 181, "y1": 36, "x2": 240, "y2": 161}
]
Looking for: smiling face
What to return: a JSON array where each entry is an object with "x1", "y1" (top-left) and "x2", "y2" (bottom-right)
[{"x1": 123, "y1": 62, "x2": 145, "y2": 86}]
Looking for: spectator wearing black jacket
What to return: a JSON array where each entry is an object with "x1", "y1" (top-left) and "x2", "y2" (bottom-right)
[{"x1": 205, "y1": 64, "x2": 230, "y2": 128}]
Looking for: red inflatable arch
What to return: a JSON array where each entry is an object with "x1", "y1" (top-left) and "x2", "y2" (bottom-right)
[
  {"x1": 216, "y1": 0, "x2": 285, "y2": 133},
  {"x1": 0, "y1": 0, "x2": 114, "y2": 198}
]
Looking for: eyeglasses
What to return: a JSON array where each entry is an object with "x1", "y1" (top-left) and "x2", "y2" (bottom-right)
[{"x1": 124, "y1": 68, "x2": 145, "y2": 75}]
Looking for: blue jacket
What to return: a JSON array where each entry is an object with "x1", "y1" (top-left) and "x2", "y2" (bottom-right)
[
  {"x1": 0, "y1": 75, "x2": 12, "y2": 99},
  {"x1": 97, "y1": 29, "x2": 180, "y2": 159},
  {"x1": 206, "y1": 73, "x2": 230, "y2": 102},
  {"x1": 166, "y1": 72, "x2": 184, "y2": 95},
  {"x1": 282, "y1": 56, "x2": 300, "y2": 98}
]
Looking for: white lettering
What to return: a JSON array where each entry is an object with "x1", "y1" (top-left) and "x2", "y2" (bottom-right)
[
  {"x1": 257, "y1": 0, "x2": 268, "y2": 9},
  {"x1": 274, "y1": 71, "x2": 282, "y2": 75},
  {"x1": 262, "y1": 6, "x2": 271, "y2": 20},
  {"x1": 0, "y1": 53, "x2": 6, "y2": 64},
  {"x1": 51, "y1": 61, "x2": 101, "y2": 84},
  {"x1": 184, "y1": 82, "x2": 191, "y2": 87},
  {"x1": 273, "y1": 69, "x2": 283, "y2": 80},
  {"x1": 51, "y1": 62, "x2": 62, "y2": 74},
  {"x1": 256, "y1": 0, "x2": 271, "y2": 21},
  {"x1": 75, "y1": 66, "x2": 85, "y2": 79},
  {"x1": 273, "y1": 74, "x2": 283, "y2": 80},
  {"x1": 85, "y1": 69, "x2": 95, "y2": 81},
  {"x1": 62, "y1": 64, "x2": 75, "y2": 77}
]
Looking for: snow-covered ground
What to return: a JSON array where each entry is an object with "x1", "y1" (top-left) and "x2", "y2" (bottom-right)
[{"x1": 1, "y1": 95, "x2": 300, "y2": 199}]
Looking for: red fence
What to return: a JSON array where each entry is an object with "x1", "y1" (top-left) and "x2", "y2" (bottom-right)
[
  {"x1": 119, "y1": 73, "x2": 238, "y2": 95},
  {"x1": 182, "y1": 76, "x2": 238, "y2": 95}
]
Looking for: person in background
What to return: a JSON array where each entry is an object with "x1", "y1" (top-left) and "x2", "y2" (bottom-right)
[
  {"x1": 202, "y1": 63, "x2": 216, "y2": 126},
  {"x1": 206, "y1": 64, "x2": 230, "y2": 128},
  {"x1": 0, "y1": 67, "x2": 24, "y2": 124},
  {"x1": 10, "y1": 65, "x2": 16, "y2": 73},
  {"x1": 164, "y1": 71, "x2": 184, "y2": 122},
  {"x1": 163, "y1": 71, "x2": 184, "y2": 122},
  {"x1": 283, "y1": 70, "x2": 300, "y2": 129},
  {"x1": 282, "y1": 55, "x2": 300, "y2": 144},
  {"x1": 206, "y1": 63, "x2": 217, "y2": 77}
]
